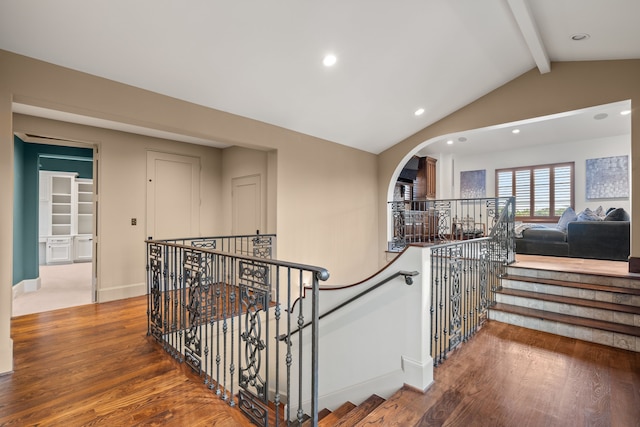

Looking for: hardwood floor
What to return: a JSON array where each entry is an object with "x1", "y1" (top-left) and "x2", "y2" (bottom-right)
[
  {"x1": 514, "y1": 254, "x2": 636, "y2": 278},
  {"x1": 2, "y1": 271, "x2": 639, "y2": 426},
  {"x1": 1, "y1": 296, "x2": 252, "y2": 426},
  {"x1": 357, "y1": 321, "x2": 640, "y2": 427}
]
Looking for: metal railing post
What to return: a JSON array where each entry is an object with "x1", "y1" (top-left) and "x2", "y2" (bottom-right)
[{"x1": 311, "y1": 272, "x2": 320, "y2": 427}]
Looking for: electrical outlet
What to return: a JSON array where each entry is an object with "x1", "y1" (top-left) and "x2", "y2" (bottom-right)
[{"x1": 131, "y1": 218, "x2": 137, "y2": 226}]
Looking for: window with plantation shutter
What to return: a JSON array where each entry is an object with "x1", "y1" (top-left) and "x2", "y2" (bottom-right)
[{"x1": 496, "y1": 162, "x2": 574, "y2": 221}]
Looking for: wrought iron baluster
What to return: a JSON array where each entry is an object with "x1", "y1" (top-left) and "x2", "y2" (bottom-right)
[{"x1": 237, "y1": 259, "x2": 270, "y2": 426}]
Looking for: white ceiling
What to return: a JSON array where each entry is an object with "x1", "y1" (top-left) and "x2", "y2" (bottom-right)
[
  {"x1": 1, "y1": 0, "x2": 639, "y2": 154},
  {"x1": 420, "y1": 99, "x2": 632, "y2": 158}
]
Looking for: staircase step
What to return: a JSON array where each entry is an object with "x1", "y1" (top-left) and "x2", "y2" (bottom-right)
[
  {"x1": 300, "y1": 408, "x2": 332, "y2": 427},
  {"x1": 318, "y1": 408, "x2": 332, "y2": 420},
  {"x1": 356, "y1": 385, "x2": 427, "y2": 426},
  {"x1": 317, "y1": 402, "x2": 356, "y2": 427},
  {"x1": 491, "y1": 303, "x2": 640, "y2": 338},
  {"x1": 497, "y1": 288, "x2": 640, "y2": 315},
  {"x1": 504, "y1": 274, "x2": 640, "y2": 295},
  {"x1": 332, "y1": 394, "x2": 386, "y2": 427}
]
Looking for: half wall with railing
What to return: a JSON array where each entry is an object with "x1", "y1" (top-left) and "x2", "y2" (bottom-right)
[
  {"x1": 389, "y1": 197, "x2": 515, "y2": 251},
  {"x1": 145, "y1": 198, "x2": 515, "y2": 425},
  {"x1": 146, "y1": 234, "x2": 328, "y2": 426},
  {"x1": 427, "y1": 197, "x2": 515, "y2": 364}
]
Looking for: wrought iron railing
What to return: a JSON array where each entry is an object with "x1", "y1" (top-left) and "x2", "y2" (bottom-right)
[
  {"x1": 388, "y1": 197, "x2": 514, "y2": 251},
  {"x1": 428, "y1": 197, "x2": 516, "y2": 365},
  {"x1": 146, "y1": 234, "x2": 329, "y2": 426}
]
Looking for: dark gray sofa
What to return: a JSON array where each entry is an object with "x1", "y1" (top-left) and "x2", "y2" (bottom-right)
[{"x1": 515, "y1": 220, "x2": 630, "y2": 261}]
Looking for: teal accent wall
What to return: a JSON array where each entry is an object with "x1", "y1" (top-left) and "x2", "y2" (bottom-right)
[
  {"x1": 12, "y1": 137, "x2": 25, "y2": 285},
  {"x1": 39, "y1": 156, "x2": 93, "y2": 179},
  {"x1": 21, "y1": 143, "x2": 41, "y2": 284},
  {"x1": 12, "y1": 137, "x2": 93, "y2": 286}
]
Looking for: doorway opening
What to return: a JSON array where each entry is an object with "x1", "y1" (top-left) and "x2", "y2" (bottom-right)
[{"x1": 12, "y1": 134, "x2": 97, "y2": 317}]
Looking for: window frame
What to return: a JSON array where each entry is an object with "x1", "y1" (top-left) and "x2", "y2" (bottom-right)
[{"x1": 495, "y1": 162, "x2": 574, "y2": 222}]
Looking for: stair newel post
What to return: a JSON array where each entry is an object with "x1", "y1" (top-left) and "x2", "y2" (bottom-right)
[
  {"x1": 311, "y1": 271, "x2": 320, "y2": 427},
  {"x1": 311, "y1": 268, "x2": 329, "y2": 427}
]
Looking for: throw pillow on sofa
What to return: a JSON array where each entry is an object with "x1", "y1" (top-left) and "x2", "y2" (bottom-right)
[
  {"x1": 556, "y1": 207, "x2": 577, "y2": 231},
  {"x1": 577, "y1": 208, "x2": 602, "y2": 221},
  {"x1": 604, "y1": 207, "x2": 630, "y2": 221}
]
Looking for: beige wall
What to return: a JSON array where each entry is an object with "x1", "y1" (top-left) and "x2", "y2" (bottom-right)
[
  {"x1": 274, "y1": 135, "x2": 379, "y2": 279},
  {"x1": 0, "y1": 73, "x2": 14, "y2": 373},
  {"x1": 13, "y1": 114, "x2": 225, "y2": 301},
  {"x1": 220, "y1": 146, "x2": 272, "y2": 234},
  {"x1": 378, "y1": 60, "x2": 640, "y2": 267},
  {"x1": 0, "y1": 50, "x2": 379, "y2": 373}
]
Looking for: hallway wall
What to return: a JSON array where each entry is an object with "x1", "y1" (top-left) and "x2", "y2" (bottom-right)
[
  {"x1": 12, "y1": 113, "x2": 225, "y2": 302},
  {"x1": 0, "y1": 49, "x2": 379, "y2": 373}
]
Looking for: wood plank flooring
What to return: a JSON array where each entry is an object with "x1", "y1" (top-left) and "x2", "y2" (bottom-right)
[
  {"x1": 3, "y1": 270, "x2": 640, "y2": 426},
  {"x1": 513, "y1": 254, "x2": 636, "y2": 278},
  {"x1": 358, "y1": 321, "x2": 640, "y2": 427},
  {"x1": 1, "y1": 296, "x2": 252, "y2": 426}
]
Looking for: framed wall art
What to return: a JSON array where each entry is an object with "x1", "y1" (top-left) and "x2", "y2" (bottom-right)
[
  {"x1": 460, "y1": 169, "x2": 486, "y2": 199},
  {"x1": 585, "y1": 155, "x2": 629, "y2": 199}
]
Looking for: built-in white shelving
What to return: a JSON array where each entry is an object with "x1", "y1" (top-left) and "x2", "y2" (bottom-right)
[{"x1": 39, "y1": 171, "x2": 94, "y2": 265}]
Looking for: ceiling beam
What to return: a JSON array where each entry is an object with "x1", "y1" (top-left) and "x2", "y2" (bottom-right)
[{"x1": 507, "y1": 0, "x2": 551, "y2": 74}]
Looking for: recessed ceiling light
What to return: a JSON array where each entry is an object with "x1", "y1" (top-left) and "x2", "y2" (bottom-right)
[
  {"x1": 446, "y1": 140, "x2": 453, "y2": 145},
  {"x1": 323, "y1": 54, "x2": 337, "y2": 67},
  {"x1": 594, "y1": 113, "x2": 608, "y2": 120},
  {"x1": 458, "y1": 137, "x2": 467, "y2": 142},
  {"x1": 512, "y1": 129, "x2": 520, "y2": 134},
  {"x1": 414, "y1": 108, "x2": 425, "y2": 116},
  {"x1": 621, "y1": 110, "x2": 631, "y2": 116},
  {"x1": 570, "y1": 33, "x2": 590, "y2": 41}
]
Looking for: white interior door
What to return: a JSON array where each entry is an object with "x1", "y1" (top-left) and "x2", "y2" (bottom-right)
[
  {"x1": 147, "y1": 151, "x2": 200, "y2": 240},
  {"x1": 232, "y1": 174, "x2": 261, "y2": 235}
]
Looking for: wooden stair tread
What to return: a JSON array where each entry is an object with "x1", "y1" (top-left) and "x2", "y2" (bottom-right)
[
  {"x1": 491, "y1": 303, "x2": 640, "y2": 337},
  {"x1": 318, "y1": 408, "x2": 332, "y2": 420},
  {"x1": 504, "y1": 274, "x2": 640, "y2": 295},
  {"x1": 317, "y1": 402, "x2": 356, "y2": 427},
  {"x1": 332, "y1": 394, "x2": 386, "y2": 427},
  {"x1": 300, "y1": 408, "x2": 331, "y2": 427},
  {"x1": 357, "y1": 385, "x2": 427, "y2": 426},
  {"x1": 498, "y1": 288, "x2": 640, "y2": 315}
]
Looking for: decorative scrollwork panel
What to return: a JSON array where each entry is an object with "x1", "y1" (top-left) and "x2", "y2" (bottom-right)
[
  {"x1": 252, "y1": 236, "x2": 273, "y2": 259},
  {"x1": 184, "y1": 250, "x2": 205, "y2": 374},
  {"x1": 237, "y1": 260, "x2": 270, "y2": 424},
  {"x1": 149, "y1": 244, "x2": 163, "y2": 342},
  {"x1": 448, "y1": 246, "x2": 463, "y2": 351}
]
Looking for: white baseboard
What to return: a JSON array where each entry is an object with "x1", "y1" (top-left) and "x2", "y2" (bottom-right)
[
  {"x1": 97, "y1": 282, "x2": 146, "y2": 302},
  {"x1": 401, "y1": 354, "x2": 434, "y2": 392},
  {"x1": 13, "y1": 277, "x2": 42, "y2": 299}
]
